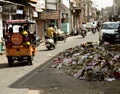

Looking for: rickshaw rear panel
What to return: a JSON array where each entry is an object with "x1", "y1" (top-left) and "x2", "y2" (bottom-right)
[{"x1": 4, "y1": 19, "x2": 37, "y2": 66}]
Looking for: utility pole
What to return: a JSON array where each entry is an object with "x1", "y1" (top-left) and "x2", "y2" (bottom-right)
[{"x1": 58, "y1": 0, "x2": 61, "y2": 29}]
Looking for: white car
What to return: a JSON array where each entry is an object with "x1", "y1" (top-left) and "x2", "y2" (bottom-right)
[
  {"x1": 86, "y1": 22, "x2": 93, "y2": 31},
  {"x1": 99, "y1": 21, "x2": 120, "y2": 44},
  {"x1": 86, "y1": 21, "x2": 98, "y2": 31}
]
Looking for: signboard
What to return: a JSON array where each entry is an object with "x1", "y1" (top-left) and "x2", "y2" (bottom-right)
[
  {"x1": 46, "y1": 3, "x2": 56, "y2": 10},
  {"x1": 46, "y1": 0, "x2": 57, "y2": 10},
  {"x1": 40, "y1": 10, "x2": 59, "y2": 19},
  {"x1": 36, "y1": 0, "x2": 45, "y2": 12},
  {"x1": 2, "y1": 5, "x2": 16, "y2": 14},
  {"x1": 16, "y1": 9, "x2": 23, "y2": 14}
]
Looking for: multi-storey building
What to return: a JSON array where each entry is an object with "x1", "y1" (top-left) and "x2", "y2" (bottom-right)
[
  {"x1": 113, "y1": 0, "x2": 120, "y2": 15},
  {"x1": 70, "y1": 0, "x2": 82, "y2": 28},
  {"x1": 70, "y1": 0, "x2": 93, "y2": 24}
]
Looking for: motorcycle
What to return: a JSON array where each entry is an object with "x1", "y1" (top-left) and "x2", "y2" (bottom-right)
[
  {"x1": 80, "y1": 29, "x2": 87, "y2": 38},
  {"x1": 91, "y1": 28, "x2": 96, "y2": 34},
  {"x1": 45, "y1": 38, "x2": 55, "y2": 50}
]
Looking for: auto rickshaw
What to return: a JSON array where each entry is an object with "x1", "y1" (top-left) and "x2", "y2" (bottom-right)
[{"x1": 3, "y1": 19, "x2": 37, "y2": 66}]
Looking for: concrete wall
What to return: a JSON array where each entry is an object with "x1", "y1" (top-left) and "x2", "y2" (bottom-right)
[{"x1": 36, "y1": 20, "x2": 44, "y2": 40}]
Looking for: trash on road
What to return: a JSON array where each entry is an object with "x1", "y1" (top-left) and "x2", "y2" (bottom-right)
[{"x1": 50, "y1": 42, "x2": 120, "y2": 81}]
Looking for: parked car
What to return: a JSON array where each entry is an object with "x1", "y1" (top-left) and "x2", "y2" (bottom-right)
[
  {"x1": 86, "y1": 21, "x2": 98, "y2": 32},
  {"x1": 85, "y1": 22, "x2": 93, "y2": 31},
  {"x1": 99, "y1": 21, "x2": 120, "y2": 44}
]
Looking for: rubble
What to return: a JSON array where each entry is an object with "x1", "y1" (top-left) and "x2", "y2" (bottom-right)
[{"x1": 50, "y1": 42, "x2": 120, "y2": 81}]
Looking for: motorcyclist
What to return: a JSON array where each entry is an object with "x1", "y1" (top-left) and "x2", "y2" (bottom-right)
[
  {"x1": 80, "y1": 22, "x2": 87, "y2": 34},
  {"x1": 46, "y1": 24, "x2": 56, "y2": 44},
  {"x1": 79, "y1": 23, "x2": 87, "y2": 38},
  {"x1": 91, "y1": 22, "x2": 96, "y2": 34}
]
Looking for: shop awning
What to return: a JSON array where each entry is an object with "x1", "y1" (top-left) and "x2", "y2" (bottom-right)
[
  {"x1": 28, "y1": 2, "x2": 44, "y2": 12},
  {"x1": 0, "y1": 0, "x2": 24, "y2": 6},
  {"x1": 28, "y1": 2, "x2": 36, "y2": 7}
]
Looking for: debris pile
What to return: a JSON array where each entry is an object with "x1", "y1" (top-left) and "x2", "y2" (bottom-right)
[{"x1": 51, "y1": 42, "x2": 120, "y2": 81}]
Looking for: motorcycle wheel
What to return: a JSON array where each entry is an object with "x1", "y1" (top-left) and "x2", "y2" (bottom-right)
[
  {"x1": 47, "y1": 47, "x2": 51, "y2": 50},
  {"x1": 47, "y1": 44, "x2": 55, "y2": 50}
]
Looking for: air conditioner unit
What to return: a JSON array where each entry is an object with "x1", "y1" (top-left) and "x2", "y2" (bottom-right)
[{"x1": 0, "y1": 6, "x2": 2, "y2": 12}]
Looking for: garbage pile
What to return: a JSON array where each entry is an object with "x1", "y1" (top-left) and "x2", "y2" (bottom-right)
[{"x1": 51, "y1": 42, "x2": 120, "y2": 81}]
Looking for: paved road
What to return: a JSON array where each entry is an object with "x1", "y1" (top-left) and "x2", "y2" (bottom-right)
[{"x1": 0, "y1": 32, "x2": 100, "y2": 94}]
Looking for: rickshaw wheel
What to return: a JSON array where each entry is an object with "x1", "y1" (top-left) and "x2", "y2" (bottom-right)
[
  {"x1": 28, "y1": 56, "x2": 33, "y2": 65},
  {"x1": 7, "y1": 56, "x2": 13, "y2": 66}
]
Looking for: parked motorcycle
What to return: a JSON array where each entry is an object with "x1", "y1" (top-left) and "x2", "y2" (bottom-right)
[{"x1": 45, "y1": 38, "x2": 55, "y2": 50}]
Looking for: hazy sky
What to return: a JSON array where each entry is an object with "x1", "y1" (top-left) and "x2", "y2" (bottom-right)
[{"x1": 92, "y1": 0, "x2": 113, "y2": 10}]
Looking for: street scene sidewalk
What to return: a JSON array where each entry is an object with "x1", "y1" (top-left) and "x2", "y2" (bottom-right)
[
  {"x1": 6, "y1": 33, "x2": 120, "y2": 94},
  {"x1": 0, "y1": 0, "x2": 119, "y2": 94}
]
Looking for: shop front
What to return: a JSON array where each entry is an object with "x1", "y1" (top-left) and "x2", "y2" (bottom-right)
[{"x1": 39, "y1": 10, "x2": 59, "y2": 35}]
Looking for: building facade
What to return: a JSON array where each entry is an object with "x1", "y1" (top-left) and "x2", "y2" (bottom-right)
[
  {"x1": 113, "y1": 0, "x2": 120, "y2": 15},
  {"x1": 0, "y1": 0, "x2": 94, "y2": 41}
]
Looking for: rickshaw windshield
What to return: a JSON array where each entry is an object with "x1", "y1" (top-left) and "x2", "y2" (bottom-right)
[{"x1": 5, "y1": 20, "x2": 36, "y2": 34}]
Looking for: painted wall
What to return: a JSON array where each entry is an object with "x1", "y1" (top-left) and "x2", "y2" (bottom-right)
[
  {"x1": 0, "y1": 14, "x2": 3, "y2": 42},
  {"x1": 36, "y1": 20, "x2": 44, "y2": 40}
]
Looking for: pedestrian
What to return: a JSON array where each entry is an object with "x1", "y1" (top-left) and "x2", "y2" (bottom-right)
[
  {"x1": 54, "y1": 25, "x2": 58, "y2": 44},
  {"x1": 53, "y1": 31, "x2": 57, "y2": 44},
  {"x1": 96, "y1": 21, "x2": 101, "y2": 32}
]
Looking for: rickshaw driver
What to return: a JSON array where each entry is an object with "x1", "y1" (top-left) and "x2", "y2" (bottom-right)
[
  {"x1": 21, "y1": 25, "x2": 31, "y2": 45},
  {"x1": 22, "y1": 24, "x2": 30, "y2": 35}
]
